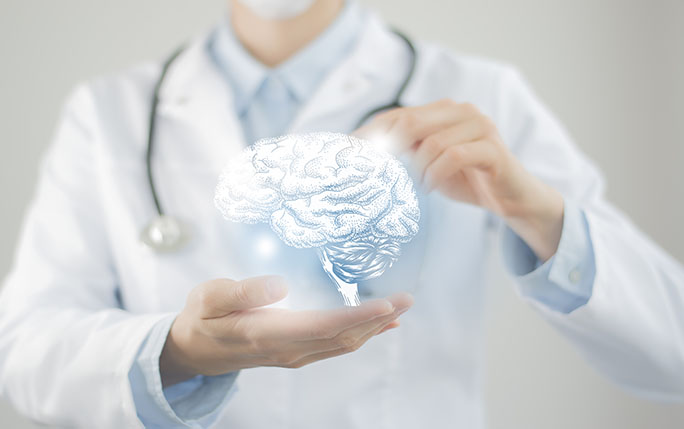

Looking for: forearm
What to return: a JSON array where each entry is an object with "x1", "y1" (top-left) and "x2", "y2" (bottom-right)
[{"x1": 501, "y1": 174, "x2": 565, "y2": 262}]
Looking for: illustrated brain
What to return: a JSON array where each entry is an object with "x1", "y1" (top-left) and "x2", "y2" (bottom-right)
[{"x1": 214, "y1": 132, "x2": 420, "y2": 284}]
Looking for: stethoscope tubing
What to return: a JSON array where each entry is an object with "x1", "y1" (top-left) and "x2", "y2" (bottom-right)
[
  {"x1": 353, "y1": 30, "x2": 416, "y2": 128},
  {"x1": 142, "y1": 29, "x2": 416, "y2": 251},
  {"x1": 145, "y1": 46, "x2": 185, "y2": 217}
]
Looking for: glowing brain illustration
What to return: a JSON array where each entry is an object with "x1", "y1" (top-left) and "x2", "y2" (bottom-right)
[{"x1": 214, "y1": 132, "x2": 420, "y2": 306}]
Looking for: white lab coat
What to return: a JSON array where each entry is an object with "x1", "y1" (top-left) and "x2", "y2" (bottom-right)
[{"x1": 1, "y1": 10, "x2": 683, "y2": 428}]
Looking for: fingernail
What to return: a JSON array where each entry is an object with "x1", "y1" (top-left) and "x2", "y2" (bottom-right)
[
  {"x1": 380, "y1": 301, "x2": 395, "y2": 315},
  {"x1": 265, "y1": 276, "x2": 287, "y2": 299}
]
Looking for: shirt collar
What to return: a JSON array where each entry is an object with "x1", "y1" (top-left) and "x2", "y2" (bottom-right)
[{"x1": 209, "y1": 1, "x2": 363, "y2": 115}]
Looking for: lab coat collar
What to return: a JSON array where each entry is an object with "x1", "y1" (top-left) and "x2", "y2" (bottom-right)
[
  {"x1": 155, "y1": 31, "x2": 245, "y2": 171},
  {"x1": 157, "y1": 31, "x2": 235, "y2": 112},
  {"x1": 156, "y1": 8, "x2": 403, "y2": 139},
  {"x1": 209, "y1": 23, "x2": 265, "y2": 116},
  {"x1": 289, "y1": 9, "x2": 407, "y2": 131},
  {"x1": 275, "y1": 0, "x2": 364, "y2": 103},
  {"x1": 209, "y1": 0, "x2": 364, "y2": 115}
]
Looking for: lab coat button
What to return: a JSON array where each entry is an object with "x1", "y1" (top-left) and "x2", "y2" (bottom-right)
[{"x1": 569, "y1": 268, "x2": 581, "y2": 284}]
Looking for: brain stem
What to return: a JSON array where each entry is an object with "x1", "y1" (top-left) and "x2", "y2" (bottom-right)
[{"x1": 317, "y1": 248, "x2": 361, "y2": 307}]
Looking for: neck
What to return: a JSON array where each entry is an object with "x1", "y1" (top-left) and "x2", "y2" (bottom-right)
[{"x1": 231, "y1": 0, "x2": 345, "y2": 67}]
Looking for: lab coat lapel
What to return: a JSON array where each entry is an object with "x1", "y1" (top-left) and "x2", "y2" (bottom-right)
[
  {"x1": 155, "y1": 32, "x2": 246, "y2": 173},
  {"x1": 290, "y1": 12, "x2": 401, "y2": 133},
  {"x1": 156, "y1": 13, "x2": 402, "y2": 151}
]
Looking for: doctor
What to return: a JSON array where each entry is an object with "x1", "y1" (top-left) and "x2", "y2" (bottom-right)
[{"x1": 1, "y1": 0, "x2": 683, "y2": 427}]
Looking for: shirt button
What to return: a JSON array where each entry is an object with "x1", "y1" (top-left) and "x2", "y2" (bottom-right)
[{"x1": 568, "y1": 268, "x2": 581, "y2": 284}]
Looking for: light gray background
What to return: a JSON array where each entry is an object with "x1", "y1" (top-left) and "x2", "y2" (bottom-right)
[{"x1": 1, "y1": 0, "x2": 683, "y2": 427}]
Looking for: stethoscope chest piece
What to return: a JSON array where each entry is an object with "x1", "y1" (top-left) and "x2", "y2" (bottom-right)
[{"x1": 140, "y1": 215, "x2": 190, "y2": 253}]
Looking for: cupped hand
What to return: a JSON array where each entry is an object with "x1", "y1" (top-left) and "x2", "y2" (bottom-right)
[{"x1": 160, "y1": 276, "x2": 412, "y2": 386}]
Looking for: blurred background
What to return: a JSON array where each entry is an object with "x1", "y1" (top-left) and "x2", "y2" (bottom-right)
[{"x1": 1, "y1": 0, "x2": 683, "y2": 427}]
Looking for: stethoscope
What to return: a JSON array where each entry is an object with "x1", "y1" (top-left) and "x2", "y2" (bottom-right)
[{"x1": 140, "y1": 29, "x2": 417, "y2": 252}]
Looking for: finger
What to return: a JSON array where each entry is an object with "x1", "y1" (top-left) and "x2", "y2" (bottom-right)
[
  {"x1": 289, "y1": 302, "x2": 408, "y2": 356},
  {"x1": 290, "y1": 294, "x2": 412, "y2": 356},
  {"x1": 352, "y1": 108, "x2": 397, "y2": 138},
  {"x1": 353, "y1": 118, "x2": 386, "y2": 140},
  {"x1": 383, "y1": 292, "x2": 414, "y2": 313},
  {"x1": 412, "y1": 121, "x2": 489, "y2": 182},
  {"x1": 355, "y1": 105, "x2": 450, "y2": 154},
  {"x1": 316, "y1": 303, "x2": 406, "y2": 350},
  {"x1": 214, "y1": 296, "x2": 410, "y2": 369},
  {"x1": 256, "y1": 292, "x2": 413, "y2": 341},
  {"x1": 285, "y1": 317, "x2": 400, "y2": 368},
  {"x1": 204, "y1": 296, "x2": 392, "y2": 346},
  {"x1": 195, "y1": 276, "x2": 288, "y2": 319},
  {"x1": 423, "y1": 141, "x2": 497, "y2": 192},
  {"x1": 234, "y1": 300, "x2": 393, "y2": 343},
  {"x1": 259, "y1": 298, "x2": 393, "y2": 341},
  {"x1": 295, "y1": 292, "x2": 411, "y2": 340},
  {"x1": 378, "y1": 320, "x2": 400, "y2": 334},
  {"x1": 356, "y1": 101, "x2": 462, "y2": 143},
  {"x1": 355, "y1": 100, "x2": 480, "y2": 154},
  {"x1": 271, "y1": 312, "x2": 401, "y2": 366}
]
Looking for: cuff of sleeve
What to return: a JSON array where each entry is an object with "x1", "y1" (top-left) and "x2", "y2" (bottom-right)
[
  {"x1": 500, "y1": 199, "x2": 596, "y2": 314},
  {"x1": 128, "y1": 314, "x2": 239, "y2": 427}
]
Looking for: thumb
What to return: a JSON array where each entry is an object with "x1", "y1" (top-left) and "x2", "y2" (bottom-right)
[{"x1": 194, "y1": 276, "x2": 288, "y2": 318}]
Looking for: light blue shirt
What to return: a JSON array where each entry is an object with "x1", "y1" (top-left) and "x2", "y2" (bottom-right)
[
  {"x1": 128, "y1": 1, "x2": 597, "y2": 425},
  {"x1": 501, "y1": 200, "x2": 596, "y2": 313},
  {"x1": 210, "y1": 0, "x2": 362, "y2": 144}
]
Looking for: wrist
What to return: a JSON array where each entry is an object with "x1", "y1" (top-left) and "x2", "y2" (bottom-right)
[
  {"x1": 503, "y1": 179, "x2": 564, "y2": 261},
  {"x1": 159, "y1": 317, "x2": 198, "y2": 387}
]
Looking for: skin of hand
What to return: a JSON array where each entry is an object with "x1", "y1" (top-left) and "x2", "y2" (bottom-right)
[
  {"x1": 160, "y1": 276, "x2": 413, "y2": 387},
  {"x1": 355, "y1": 99, "x2": 564, "y2": 261}
]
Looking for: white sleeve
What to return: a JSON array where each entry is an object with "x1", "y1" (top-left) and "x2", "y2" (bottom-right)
[
  {"x1": 0, "y1": 85, "x2": 165, "y2": 427},
  {"x1": 495, "y1": 66, "x2": 684, "y2": 400}
]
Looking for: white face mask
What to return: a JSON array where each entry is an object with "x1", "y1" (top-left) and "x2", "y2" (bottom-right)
[{"x1": 238, "y1": 0, "x2": 317, "y2": 20}]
